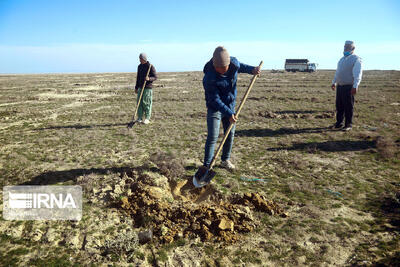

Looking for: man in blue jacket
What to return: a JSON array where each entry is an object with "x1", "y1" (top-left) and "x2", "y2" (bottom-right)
[{"x1": 202, "y1": 46, "x2": 260, "y2": 170}]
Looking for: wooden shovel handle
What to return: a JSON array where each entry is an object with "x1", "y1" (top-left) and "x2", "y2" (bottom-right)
[
  {"x1": 209, "y1": 61, "x2": 263, "y2": 169},
  {"x1": 132, "y1": 64, "x2": 152, "y2": 121},
  {"x1": 235, "y1": 61, "x2": 263, "y2": 118}
]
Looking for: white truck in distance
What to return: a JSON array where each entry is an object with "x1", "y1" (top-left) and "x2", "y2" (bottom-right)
[{"x1": 285, "y1": 59, "x2": 317, "y2": 72}]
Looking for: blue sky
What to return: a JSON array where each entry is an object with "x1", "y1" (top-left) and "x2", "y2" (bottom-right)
[{"x1": 0, "y1": 0, "x2": 399, "y2": 73}]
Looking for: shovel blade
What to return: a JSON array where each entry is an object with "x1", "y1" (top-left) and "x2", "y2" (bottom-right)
[
  {"x1": 193, "y1": 166, "x2": 216, "y2": 188},
  {"x1": 127, "y1": 121, "x2": 136, "y2": 128}
]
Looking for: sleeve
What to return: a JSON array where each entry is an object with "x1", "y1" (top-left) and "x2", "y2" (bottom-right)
[
  {"x1": 148, "y1": 65, "x2": 157, "y2": 82},
  {"x1": 238, "y1": 62, "x2": 255, "y2": 74},
  {"x1": 204, "y1": 80, "x2": 234, "y2": 117},
  {"x1": 332, "y1": 60, "x2": 340, "y2": 84},
  {"x1": 352, "y1": 58, "x2": 363, "y2": 88},
  {"x1": 135, "y1": 66, "x2": 139, "y2": 89}
]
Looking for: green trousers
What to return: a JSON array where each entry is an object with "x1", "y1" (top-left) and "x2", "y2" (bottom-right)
[{"x1": 137, "y1": 88, "x2": 153, "y2": 120}]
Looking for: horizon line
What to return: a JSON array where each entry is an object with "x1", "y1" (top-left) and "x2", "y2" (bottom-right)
[{"x1": 0, "y1": 69, "x2": 399, "y2": 76}]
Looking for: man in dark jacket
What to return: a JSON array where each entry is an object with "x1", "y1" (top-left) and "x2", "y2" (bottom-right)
[
  {"x1": 135, "y1": 53, "x2": 157, "y2": 124},
  {"x1": 202, "y1": 46, "x2": 260, "y2": 170}
]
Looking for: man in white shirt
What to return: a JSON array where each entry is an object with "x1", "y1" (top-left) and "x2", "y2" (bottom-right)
[{"x1": 331, "y1": 40, "x2": 363, "y2": 131}]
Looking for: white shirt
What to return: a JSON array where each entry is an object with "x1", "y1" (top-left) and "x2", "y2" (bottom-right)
[{"x1": 332, "y1": 54, "x2": 363, "y2": 88}]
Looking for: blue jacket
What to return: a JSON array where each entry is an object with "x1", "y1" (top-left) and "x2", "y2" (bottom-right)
[{"x1": 203, "y1": 57, "x2": 254, "y2": 117}]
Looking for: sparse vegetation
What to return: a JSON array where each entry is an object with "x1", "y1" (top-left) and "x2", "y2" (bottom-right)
[{"x1": 0, "y1": 70, "x2": 399, "y2": 265}]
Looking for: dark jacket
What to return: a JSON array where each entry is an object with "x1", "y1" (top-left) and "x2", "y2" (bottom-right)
[
  {"x1": 203, "y1": 57, "x2": 254, "y2": 117},
  {"x1": 135, "y1": 62, "x2": 157, "y2": 89}
]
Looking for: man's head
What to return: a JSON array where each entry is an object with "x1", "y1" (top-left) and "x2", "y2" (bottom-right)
[
  {"x1": 212, "y1": 46, "x2": 230, "y2": 74},
  {"x1": 343, "y1": 41, "x2": 355, "y2": 56},
  {"x1": 139, "y1": 53, "x2": 147, "y2": 64}
]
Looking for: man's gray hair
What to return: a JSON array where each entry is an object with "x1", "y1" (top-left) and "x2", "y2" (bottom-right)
[
  {"x1": 139, "y1": 53, "x2": 147, "y2": 61},
  {"x1": 344, "y1": 41, "x2": 355, "y2": 52},
  {"x1": 345, "y1": 40, "x2": 355, "y2": 47}
]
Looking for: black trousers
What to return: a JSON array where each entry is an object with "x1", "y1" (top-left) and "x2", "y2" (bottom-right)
[{"x1": 336, "y1": 84, "x2": 354, "y2": 127}]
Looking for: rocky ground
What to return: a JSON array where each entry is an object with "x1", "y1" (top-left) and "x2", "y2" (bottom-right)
[{"x1": 0, "y1": 154, "x2": 288, "y2": 266}]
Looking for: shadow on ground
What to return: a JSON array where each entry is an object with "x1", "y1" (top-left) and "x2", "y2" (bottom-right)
[
  {"x1": 274, "y1": 110, "x2": 326, "y2": 115},
  {"x1": 21, "y1": 166, "x2": 158, "y2": 185},
  {"x1": 370, "y1": 252, "x2": 400, "y2": 267},
  {"x1": 267, "y1": 140, "x2": 376, "y2": 152},
  {"x1": 359, "y1": 193, "x2": 400, "y2": 266},
  {"x1": 365, "y1": 192, "x2": 400, "y2": 232},
  {"x1": 35, "y1": 123, "x2": 128, "y2": 130},
  {"x1": 236, "y1": 127, "x2": 329, "y2": 137}
]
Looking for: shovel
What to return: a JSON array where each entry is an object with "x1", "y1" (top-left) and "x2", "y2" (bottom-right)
[
  {"x1": 193, "y1": 61, "x2": 263, "y2": 188},
  {"x1": 127, "y1": 64, "x2": 152, "y2": 128}
]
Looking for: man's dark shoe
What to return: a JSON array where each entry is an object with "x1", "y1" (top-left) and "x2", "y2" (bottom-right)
[{"x1": 331, "y1": 123, "x2": 343, "y2": 130}]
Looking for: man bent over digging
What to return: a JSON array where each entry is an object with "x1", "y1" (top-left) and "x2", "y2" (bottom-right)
[
  {"x1": 135, "y1": 53, "x2": 157, "y2": 124},
  {"x1": 202, "y1": 46, "x2": 261, "y2": 170}
]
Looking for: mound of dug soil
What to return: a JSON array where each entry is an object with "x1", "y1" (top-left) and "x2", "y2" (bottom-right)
[
  {"x1": 258, "y1": 110, "x2": 334, "y2": 119},
  {"x1": 118, "y1": 170, "x2": 285, "y2": 244}
]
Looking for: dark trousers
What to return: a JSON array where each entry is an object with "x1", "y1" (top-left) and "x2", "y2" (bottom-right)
[{"x1": 336, "y1": 85, "x2": 354, "y2": 127}]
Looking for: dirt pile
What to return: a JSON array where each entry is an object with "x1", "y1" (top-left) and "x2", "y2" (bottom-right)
[
  {"x1": 233, "y1": 192, "x2": 287, "y2": 216},
  {"x1": 148, "y1": 151, "x2": 185, "y2": 179},
  {"x1": 375, "y1": 136, "x2": 399, "y2": 159},
  {"x1": 119, "y1": 170, "x2": 285, "y2": 244},
  {"x1": 258, "y1": 110, "x2": 334, "y2": 119}
]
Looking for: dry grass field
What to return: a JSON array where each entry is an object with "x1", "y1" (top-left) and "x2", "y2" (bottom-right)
[{"x1": 0, "y1": 70, "x2": 399, "y2": 266}]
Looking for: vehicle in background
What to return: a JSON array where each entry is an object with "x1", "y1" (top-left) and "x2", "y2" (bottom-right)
[{"x1": 285, "y1": 59, "x2": 317, "y2": 72}]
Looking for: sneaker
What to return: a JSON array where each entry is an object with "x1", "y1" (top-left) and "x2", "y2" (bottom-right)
[
  {"x1": 143, "y1": 119, "x2": 150, "y2": 124},
  {"x1": 221, "y1": 160, "x2": 236, "y2": 170},
  {"x1": 342, "y1": 126, "x2": 352, "y2": 131},
  {"x1": 136, "y1": 119, "x2": 143, "y2": 123},
  {"x1": 331, "y1": 123, "x2": 343, "y2": 130}
]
